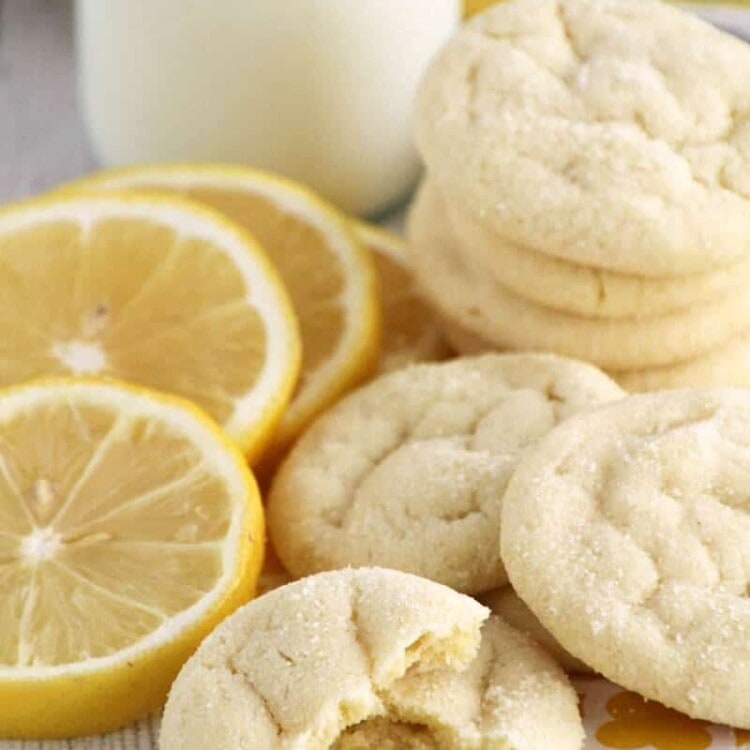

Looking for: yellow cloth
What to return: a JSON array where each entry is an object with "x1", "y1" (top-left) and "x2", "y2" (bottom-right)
[{"x1": 465, "y1": 0, "x2": 750, "y2": 17}]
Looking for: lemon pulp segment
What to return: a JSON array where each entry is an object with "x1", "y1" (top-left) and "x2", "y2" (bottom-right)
[
  {"x1": 0, "y1": 380, "x2": 263, "y2": 738},
  {"x1": 63, "y1": 166, "x2": 381, "y2": 455},
  {"x1": 0, "y1": 194, "x2": 301, "y2": 460}
]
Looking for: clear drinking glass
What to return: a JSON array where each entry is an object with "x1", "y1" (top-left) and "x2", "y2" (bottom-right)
[{"x1": 76, "y1": 0, "x2": 461, "y2": 216}]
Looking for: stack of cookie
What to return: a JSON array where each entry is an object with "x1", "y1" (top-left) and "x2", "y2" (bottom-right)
[{"x1": 408, "y1": 0, "x2": 750, "y2": 391}]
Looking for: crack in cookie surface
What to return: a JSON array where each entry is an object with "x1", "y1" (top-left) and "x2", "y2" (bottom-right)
[
  {"x1": 502, "y1": 389, "x2": 750, "y2": 728},
  {"x1": 268, "y1": 355, "x2": 623, "y2": 594},
  {"x1": 159, "y1": 568, "x2": 585, "y2": 750},
  {"x1": 416, "y1": 0, "x2": 750, "y2": 275}
]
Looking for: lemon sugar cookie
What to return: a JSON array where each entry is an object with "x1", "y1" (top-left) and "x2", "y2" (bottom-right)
[
  {"x1": 614, "y1": 334, "x2": 750, "y2": 391},
  {"x1": 439, "y1": 182, "x2": 750, "y2": 320},
  {"x1": 501, "y1": 389, "x2": 750, "y2": 728},
  {"x1": 407, "y1": 183, "x2": 750, "y2": 371},
  {"x1": 160, "y1": 568, "x2": 585, "y2": 750},
  {"x1": 268, "y1": 354, "x2": 623, "y2": 594},
  {"x1": 416, "y1": 0, "x2": 750, "y2": 276},
  {"x1": 481, "y1": 587, "x2": 594, "y2": 675}
]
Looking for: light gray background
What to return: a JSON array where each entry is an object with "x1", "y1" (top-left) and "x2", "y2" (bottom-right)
[{"x1": 0, "y1": 0, "x2": 96, "y2": 204}]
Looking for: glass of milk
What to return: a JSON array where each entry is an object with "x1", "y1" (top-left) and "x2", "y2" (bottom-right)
[{"x1": 76, "y1": 0, "x2": 461, "y2": 217}]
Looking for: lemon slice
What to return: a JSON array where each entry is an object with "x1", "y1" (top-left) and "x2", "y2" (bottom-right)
[
  {"x1": 0, "y1": 193, "x2": 300, "y2": 462},
  {"x1": 0, "y1": 380, "x2": 263, "y2": 738},
  {"x1": 356, "y1": 222, "x2": 449, "y2": 374},
  {"x1": 65, "y1": 165, "x2": 381, "y2": 456},
  {"x1": 464, "y1": 0, "x2": 499, "y2": 16}
]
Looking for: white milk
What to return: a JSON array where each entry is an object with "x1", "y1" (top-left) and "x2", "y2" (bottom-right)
[{"x1": 76, "y1": 0, "x2": 461, "y2": 216}]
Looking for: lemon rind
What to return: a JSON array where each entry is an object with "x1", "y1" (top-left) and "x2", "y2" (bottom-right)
[
  {"x1": 0, "y1": 192, "x2": 302, "y2": 462},
  {"x1": 0, "y1": 378, "x2": 264, "y2": 738},
  {"x1": 63, "y1": 164, "x2": 382, "y2": 454}
]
